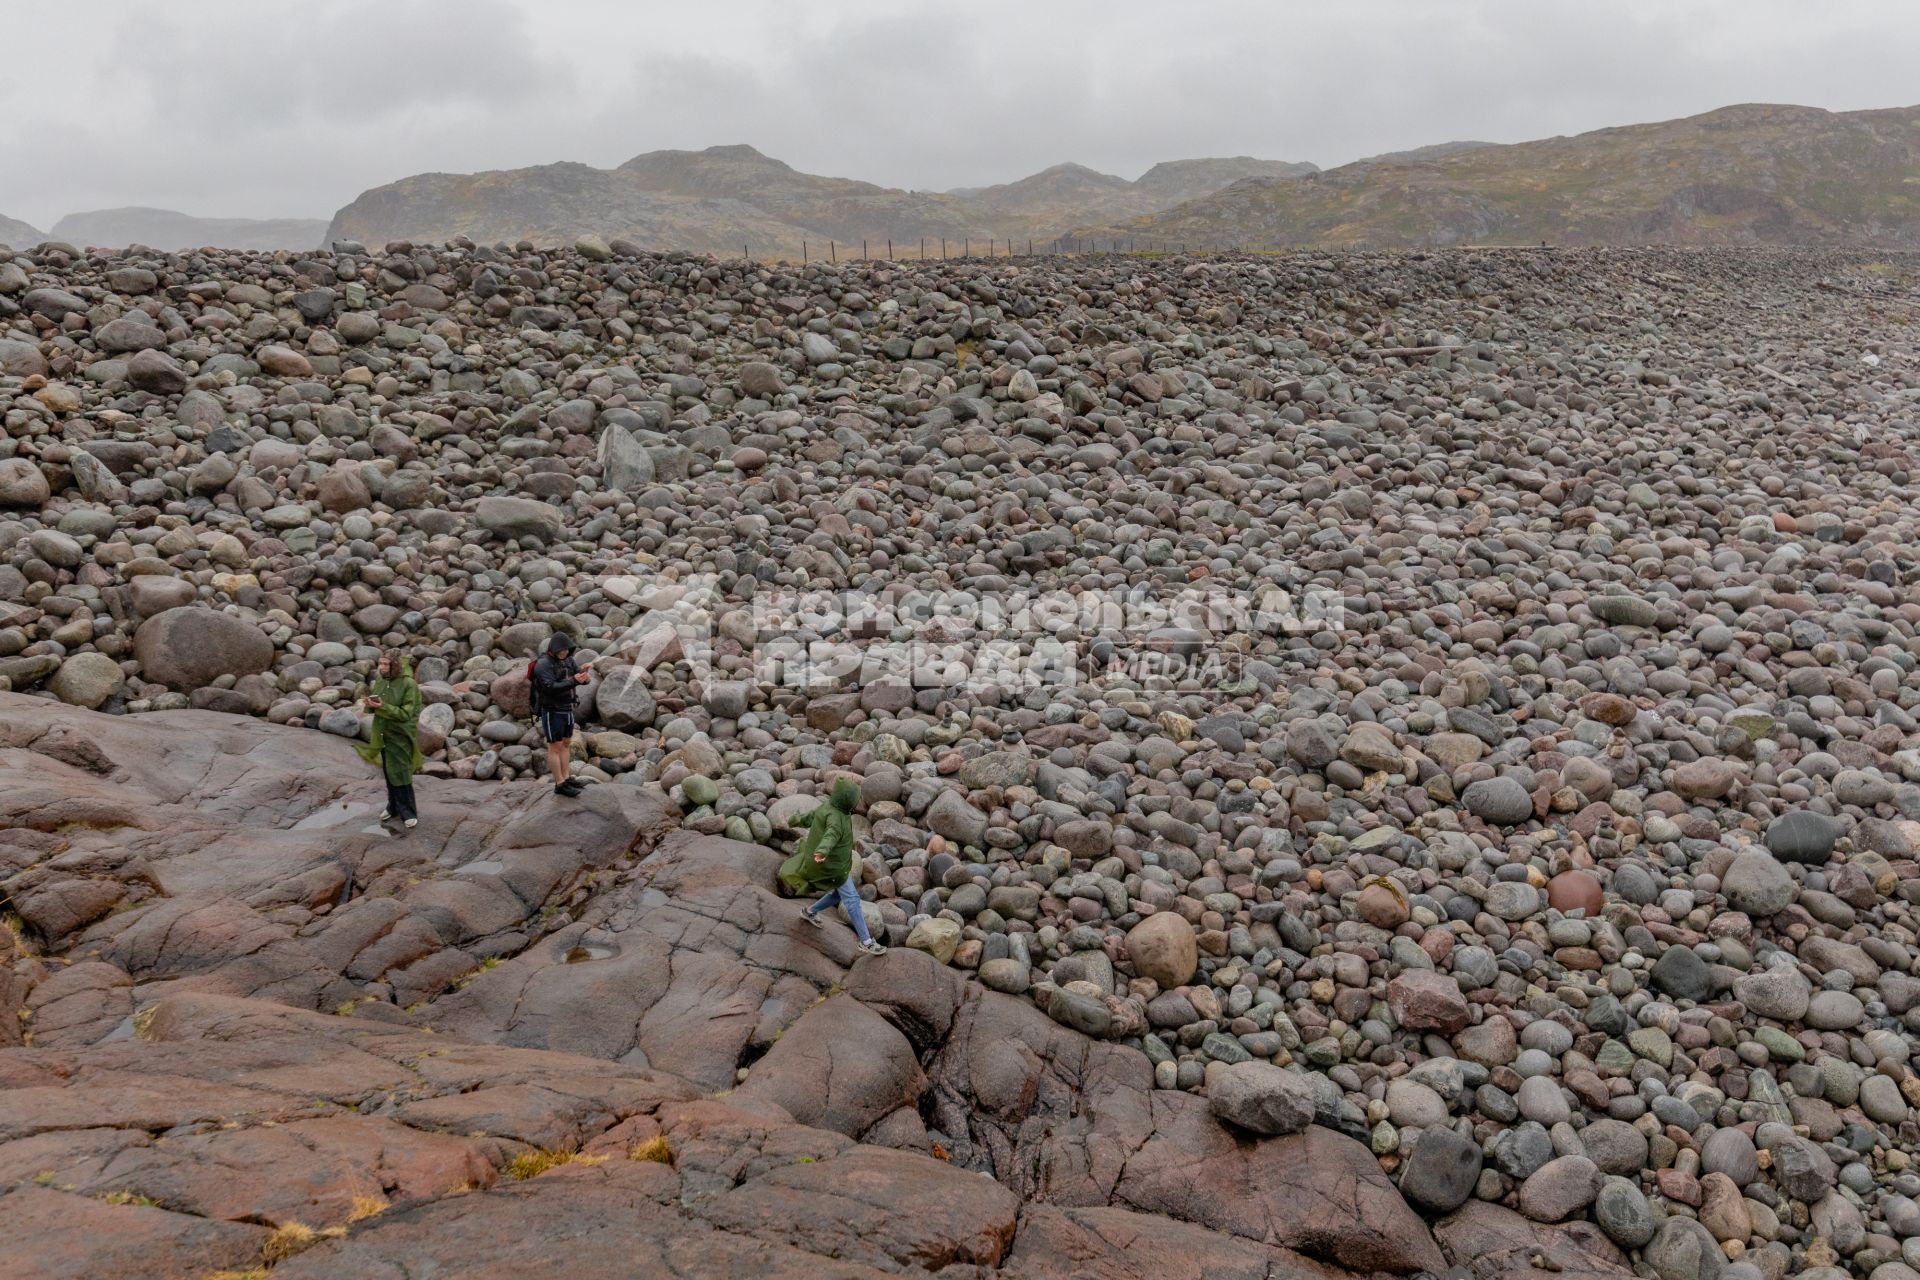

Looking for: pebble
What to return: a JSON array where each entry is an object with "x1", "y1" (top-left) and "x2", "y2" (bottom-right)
[
  {"x1": 1463, "y1": 776, "x2": 1533, "y2": 825},
  {"x1": 1517, "y1": 1154, "x2": 1603, "y2": 1222},
  {"x1": 1766, "y1": 810, "x2": 1841, "y2": 865},
  {"x1": 1722, "y1": 848, "x2": 1797, "y2": 916},
  {"x1": 1596, "y1": 1175, "x2": 1658, "y2": 1248}
]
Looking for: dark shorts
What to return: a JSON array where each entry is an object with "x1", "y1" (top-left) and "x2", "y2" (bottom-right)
[{"x1": 538, "y1": 710, "x2": 575, "y2": 743}]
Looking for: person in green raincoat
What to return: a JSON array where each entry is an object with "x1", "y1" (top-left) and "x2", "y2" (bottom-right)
[
  {"x1": 356, "y1": 651, "x2": 425, "y2": 829},
  {"x1": 783, "y1": 778, "x2": 886, "y2": 954}
]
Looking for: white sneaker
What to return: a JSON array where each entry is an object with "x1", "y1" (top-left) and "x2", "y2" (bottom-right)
[
  {"x1": 858, "y1": 939, "x2": 888, "y2": 955},
  {"x1": 801, "y1": 911, "x2": 825, "y2": 930},
  {"x1": 379, "y1": 811, "x2": 392, "y2": 822},
  {"x1": 403, "y1": 818, "x2": 418, "y2": 829}
]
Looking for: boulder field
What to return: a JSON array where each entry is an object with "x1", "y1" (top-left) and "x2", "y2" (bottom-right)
[
  {"x1": 0, "y1": 693, "x2": 1569, "y2": 1279},
  {"x1": 4, "y1": 235, "x2": 1920, "y2": 1278}
]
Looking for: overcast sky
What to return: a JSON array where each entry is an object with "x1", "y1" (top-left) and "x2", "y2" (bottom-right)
[{"x1": 5, "y1": 0, "x2": 1918, "y2": 231}]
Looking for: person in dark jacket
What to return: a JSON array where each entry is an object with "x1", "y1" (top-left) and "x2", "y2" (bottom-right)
[
  {"x1": 356, "y1": 651, "x2": 424, "y2": 828},
  {"x1": 530, "y1": 634, "x2": 590, "y2": 796},
  {"x1": 785, "y1": 778, "x2": 886, "y2": 954}
]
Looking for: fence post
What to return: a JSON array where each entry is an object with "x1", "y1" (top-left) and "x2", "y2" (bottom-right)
[
  {"x1": 941, "y1": 238, "x2": 946, "y2": 259},
  {"x1": 888, "y1": 239, "x2": 892, "y2": 259},
  {"x1": 862, "y1": 239, "x2": 867, "y2": 261},
  {"x1": 803, "y1": 240, "x2": 808, "y2": 264},
  {"x1": 830, "y1": 241, "x2": 836, "y2": 263},
  {"x1": 964, "y1": 239, "x2": 969, "y2": 257}
]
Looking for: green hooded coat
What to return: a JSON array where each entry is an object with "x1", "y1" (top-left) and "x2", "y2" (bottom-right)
[
  {"x1": 778, "y1": 777, "x2": 859, "y2": 896},
  {"x1": 354, "y1": 658, "x2": 424, "y2": 787}
]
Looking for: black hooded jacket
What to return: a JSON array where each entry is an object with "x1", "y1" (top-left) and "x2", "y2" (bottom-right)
[{"x1": 530, "y1": 652, "x2": 580, "y2": 714}]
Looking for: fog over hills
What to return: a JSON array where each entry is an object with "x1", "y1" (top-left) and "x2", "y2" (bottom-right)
[
  {"x1": 0, "y1": 213, "x2": 45, "y2": 246},
  {"x1": 48, "y1": 207, "x2": 331, "y2": 252}
]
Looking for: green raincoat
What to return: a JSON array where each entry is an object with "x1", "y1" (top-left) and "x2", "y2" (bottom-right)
[
  {"x1": 778, "y1": 778, "x2": 859, "y2": 896},
  {"x1": 354, "y1": 658, "x2": 424, "y2": 787}
]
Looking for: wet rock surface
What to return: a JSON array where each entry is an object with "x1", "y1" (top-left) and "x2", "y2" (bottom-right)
[{"x1": 4, "y1": 239, "x2": 1920, "y2": 1276}]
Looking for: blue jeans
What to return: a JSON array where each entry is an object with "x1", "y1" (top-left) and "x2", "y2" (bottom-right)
[{"x1": 806, "y1": 875, "x2": 873, "y2": 944}]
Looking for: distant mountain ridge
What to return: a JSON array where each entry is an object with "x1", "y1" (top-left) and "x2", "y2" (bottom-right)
[
  {"x1": 0, "y1": 213, "x2": 44, "y2": 246},
  {"x1": 1067, "y1": 103, "x2": 1920, "y2": 249},
  {"x1": 956, "y1": 157, "x2": 1317, "y2": 238},
  {"x1": 322, "y1": 145, "x2": 1317, "y2": 257},
  {"x1": 19, "y1": 103, "x2": 1920, "y2": 257},
  {"x1": 48, "y1": 208, "x2": 331, "y2": 252}
]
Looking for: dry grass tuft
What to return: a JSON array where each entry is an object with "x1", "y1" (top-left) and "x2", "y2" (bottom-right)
[
  {"x1": 2, "y1": 912, "x2": 34, "y2": 956},
  {"x1": 629, "y1": 1135, "x2": 675, "y2": 1166},
  {"x1": 505, "y1": 1148, "x2": 578, "y2": 1180},
  {"x1": 259, "y1": 1222, "x2": 345, "y2": 1265},
  {"x1": 347, "y1": 1195, "x2": 390, "y2": 1222}
]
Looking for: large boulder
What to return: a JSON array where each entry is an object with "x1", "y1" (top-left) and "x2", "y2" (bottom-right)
[
  {"x1": 1387, "y1": 969, "x2": 1471, "y2": 1034},
  {"x1": 594, "y1": 667, "x2": 657, "y2": 730},
  {"x1": 1720, "y1": 848, "x2": 1794, "y2": 916},
  {"x1": 1208, "y1": 1061, "x2": 1315, "y2": 1135},
  {"x1": 0, "y1": 458, "x2": 50, "y2": 507},
  {"x1": 0, "y1": 337, "x2": 48, "y2": 377},
  {"x1": 1463, "y1": 776, "x2": 1533, "y2": 825},
  {"x1": 1126, "y1": 912, "x2": 1198, "y2": 988},
  {"x1": 1764, "y1": 809, "x2": 1839, "y2": 864},
  {"x1": 1400, "y1": 1126, "x2": 1484, "y2": 1213},
  {"x1": 474, "y1": 496, "x2": 565, "y2": 543},
  {"x1": 925, "y1": 789, "x2": 987, "y2": 847},
  {"x1": 49, "y1": 653, "x2": 125, "y2": 709},
  {"x1": 598, "y1": 425, "x2": 655, "y2": 490},
  {"x1": 127, "y1": 348, "x2": 189, "y2": 394},
  {"x1": 133, "y1": 607, "x2": 273, "y2": 690}
]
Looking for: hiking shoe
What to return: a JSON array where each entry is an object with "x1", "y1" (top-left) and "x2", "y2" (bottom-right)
[
  {"x1": 858, "y1": 939, "x2": 888, "y2": 956},
  {"x1": 403, "y1": 818, "x2": 418, "y2": 829},
  {"x1": 556, "y1": 778, "x2": 585, "y2": 797},
  {"x1": 801, "y1": 910, "x2": 826, "y2": 930}
]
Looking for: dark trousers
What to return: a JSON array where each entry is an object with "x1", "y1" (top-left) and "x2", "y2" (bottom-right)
[{"x1": 386, "y1": 781, "x2": 417, "y2": 822}]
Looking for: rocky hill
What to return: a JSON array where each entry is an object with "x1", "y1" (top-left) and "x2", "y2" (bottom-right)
[
  {"x1": 959, "y1": 157, "x2": 1318, "y2": 238},
  {"x1": 0, "y1": 214, "x2": 43, "y2": 247},
  {"x1": 324, "y1": 145, "x2": 1314, "y2": 256},
  {"x1": 615, "y1": 143, "x2": 1017, "y2": 247},
  {"x1": 4, "y1": 234, "x2": 1920, "y2": 1278},
  {"x1": 1134, "y1": 155, "x2": 1320, "y2": 201},
  {"x1": 1348, "y1": 139, "x2": 1497, "y2": 166},
  {"x1": 50, "y1": 207, "x2": 330, "y2": 252},
  {"x1": 1071, "y1": 103, "x2": 1920, "y2": 248},
  {"x1": 318, "y1": 160, "x2": 816, "y2": 259}
]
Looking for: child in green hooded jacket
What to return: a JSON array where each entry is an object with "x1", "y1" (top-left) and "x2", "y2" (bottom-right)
[{"x1": 785, "y1": 778, "x2": 887, "y2": 954}]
